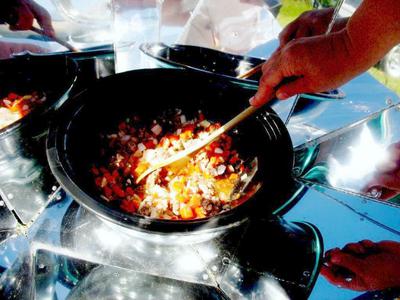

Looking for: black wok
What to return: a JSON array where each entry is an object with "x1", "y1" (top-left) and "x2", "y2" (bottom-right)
[
  {"x1": 0, "y1": 55, "x2": 77, "y2": 164},
  {"x1": 47, "y1": 68, "x2": 296, "y2": 234}
]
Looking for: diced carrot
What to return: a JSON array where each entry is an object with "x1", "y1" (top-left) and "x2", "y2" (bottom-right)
[
  {"x1": 168, "y1": 134, "x2": 179, "y2": 141},
  {"x1": 179, "y1": 206, "x2": 194, "y2": 219},
  {"x1": 160, "y1": 137, "x2": 170, "y2": 149},
  {"x1": 182, "y1": 124, "x2": 195, "y2": 133},
  {"x1": 195, "y1": 207, "x2": 206, "y2": 218},
  {"x1": 176, "y1": 194, "x2": 188, "y2": 203},
  {"x1": 229, "y1": 173, "x2": 239, "y2": 181},
  {"x1": 189, "y1": 195, "x2": 201, "y2": 207}
]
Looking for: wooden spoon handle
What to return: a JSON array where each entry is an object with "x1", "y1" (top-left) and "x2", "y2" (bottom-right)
[
  {"x1": 236, "y1": 63, "x2": 263, "y2": 79},
  {"x1": 31, "y1": 26, "x2": 80, "y2": 53}
]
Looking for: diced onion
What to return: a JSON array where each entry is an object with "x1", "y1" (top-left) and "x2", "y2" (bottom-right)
[
  {"x1": 180, "y1": 114, "x2": 187, "y2": 124},
  {"x1": 217, "y1": 165, "x2": 226, "y2": 175},
  {"x1": 215, "y1": 148, "x2": 223, "y2": 154},
  {"x1": 200, "y1": 120, "x2": 211, "y2": 128},
  {"x1": 151, "y1": 124, "x2": 162, "y2": 136}
]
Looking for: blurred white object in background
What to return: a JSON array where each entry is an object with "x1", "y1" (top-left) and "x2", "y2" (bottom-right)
[{"x1": 178, "y1": 0, "x2": 281, "y2": 54}]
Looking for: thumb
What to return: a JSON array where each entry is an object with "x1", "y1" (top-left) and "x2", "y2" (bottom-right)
[
  {"x1": 29, "y1": 2, "x2": 55, "y2": 38},
  {"x1": 275, "y1": 77, "x2": 310, "y2": 99},
  {"x1": 330, "y1": 252, "x2": 365, "y2": 275}
]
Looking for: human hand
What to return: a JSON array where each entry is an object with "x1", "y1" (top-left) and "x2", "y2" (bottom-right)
[
  {"x1": 0, "y1": 41, "x2": 48, "y2": 59},
  {"x1": 321, "y1": 240, "x2": 400, "y2": 291},
  {"x1": 8, "y1": 0, "x2": 55, "y2": 38},
  {"x1": 364, "y1": 142, "x2": 400, "y2": 200},
  {"x1": 279, "y1": 8, "x2": 348, "y2": 48},
  {"x1": 250, "y1": 30, "x2": 363, "y2": 106}
]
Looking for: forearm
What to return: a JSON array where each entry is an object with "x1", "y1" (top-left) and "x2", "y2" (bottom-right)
[{"x1": 346, "y1": 0, "x2": 400, "y2": 68}]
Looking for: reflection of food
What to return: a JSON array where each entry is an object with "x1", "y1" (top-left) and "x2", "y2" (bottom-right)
[
  {"x1": 92, "y1": 110, "x2": 256, "y2": 220},
  {"x1": 0, "y1": 92, "x2": 46, "y2": 129}
]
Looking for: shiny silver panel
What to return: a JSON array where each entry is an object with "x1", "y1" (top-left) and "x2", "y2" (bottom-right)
[{"x1": 294, "y1": 104, "x2": 400, "y2": 205}]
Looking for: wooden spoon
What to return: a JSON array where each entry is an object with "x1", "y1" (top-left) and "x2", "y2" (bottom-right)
[
  {"x1": 136, "y1": 105, "x2": 259, "y2": 183},
  {"x1": 31, "y1": 26, "x2": 80, "y2": 53},
  {"x1": 136, "y1": 63, "x2": 263, "y2": 184}
]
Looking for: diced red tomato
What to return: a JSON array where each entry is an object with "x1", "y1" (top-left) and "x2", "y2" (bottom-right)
[
  {"x1": 112, "y1": 185, "x2": 125, "y2": 198},
  {"x1": 91, "y1": 166, "x2": 100, "y2": 176},
  {"x1": 126, "y1": 187, "x2": 135, "y2": 196},
  {"x1": 95, "y1": 177, "x2": 103, "y2": 187},
  {"x1": 120, "y1": 199, "x2": 137, "y2": 213},
  {"x1": 118, "y1": 122, "x2": 127, "y2": 130},
  {"x1": 103, "y1": 186, "x2": 113, "y2": 199},
  {"x1": 144, "y1": 140, "x2": 156, "y2": 149}
]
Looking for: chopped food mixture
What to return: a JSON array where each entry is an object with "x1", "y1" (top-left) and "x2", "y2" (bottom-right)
[
  {"x1": 92, "y1": 109, "x2": 257, "y2": 220},
  {"x1": 0, "y1": 92, "x2": 46, "y2": 129}
]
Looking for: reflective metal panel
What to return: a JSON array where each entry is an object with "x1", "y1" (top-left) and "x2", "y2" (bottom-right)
[{"x1": 294, "y1": 104, "x2": 400, "y2": 206}]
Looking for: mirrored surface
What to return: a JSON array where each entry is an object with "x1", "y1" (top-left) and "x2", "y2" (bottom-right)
[{"x1": 294, "y1": 104, "x2": 400, "y2": 205}]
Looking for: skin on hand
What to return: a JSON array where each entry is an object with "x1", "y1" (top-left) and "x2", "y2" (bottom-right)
[
  {"x1": 321, "y1": 240, "x2": 400, "y2": 291},
  {"x1": 9, "y1": 0, "x2": 55, "y2": 38},
  {"x1": 279, "y1": 8, "x2": 348, "y2": 48},
  {"x1": 250, "y1": 29, "x2": 360, "y2": 107},
  {"x1": 251, "y1": 0, "x2": 400, "y2": 107},
  {"x1": 0, "y1": 41, "x2": 47, "y2": 59}
]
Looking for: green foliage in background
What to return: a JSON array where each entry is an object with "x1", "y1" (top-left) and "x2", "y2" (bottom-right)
[{"x1": 277, "y1": 0, "x2": 312, "y2": 26}]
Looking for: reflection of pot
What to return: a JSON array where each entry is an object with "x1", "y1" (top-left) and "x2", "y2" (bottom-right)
[
  {"x1": 67, "y1": 265, "x2": 229, "y2": 300},
  {"x1": 57, "y1": 201, "x2": 323, "y2": 300},
  {"x1": 48, "y1": 68, "x2": 296, "y2": 234},
  {"x1": 0, "y1": 55, "x2": 77, "y2": 223},
  {"x1": 140, "y1": 42, "x2": 348, "y2": 103},
  {"x1": 0, "y1": 56, "x2": 77, "y2": 164}
]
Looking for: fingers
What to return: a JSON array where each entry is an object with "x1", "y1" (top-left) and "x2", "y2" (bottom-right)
[
  {"x1": 295, "y1": 26, "x2": 311, "y2": 39},
  {"x1": 279, "y1": 21, "x2": 299, "y2": 47},
  {"x1": 28, "y1": 1, "x2": 55, "y2": 37},
  {"x1": 9, "y1": 2, "x2": 34, "y2": 31},
  {"x1": 320, "y1": 265, "x2": 366, "y2": 291},
  {"x1": 366, "y1": 173, "x2": 400, "y2": 192},
  {"x1": 376, "y1": 240, "x2": 400, "y2": 253},
  {"x1": 343, "y1": 242, "x2": 368, "y2": 256},
  {"x1": 0, "y1": 42, "x2": 48, "y2": 59},
  {"x1": 359, "y1": 239, "x2": 378, "y2": 250},
  {"x1": 250, "y1": 59, "x2": 284, "y2": 107},
  {"x1": 328, "y1": 251, "x2": 365, "y2": 275},
  {"x1": 275, "y1": 77, "x2": 310, "y2": 99}
]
